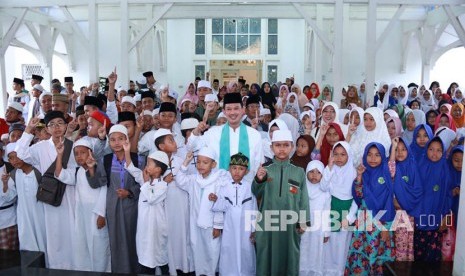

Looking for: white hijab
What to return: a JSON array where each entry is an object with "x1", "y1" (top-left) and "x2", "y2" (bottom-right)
[
  {"x1": 305, "y1": 160, "x2": 325, "y2": 200},
  {"x1": 420, "y1": 89, "x2": 436, "y2": 113},
  {"x1": 398, "y1": 85, "x2": 409, "y2": 105}
]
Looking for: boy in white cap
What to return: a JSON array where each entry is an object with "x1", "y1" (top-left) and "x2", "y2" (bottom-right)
[
  {"x1": 124, "y1": 146, "x2": 171, "y2": 275},
  {"x1": 72, "y1": 138, "x2": 110, "y2": 272},
  {"x1": 153, "y1": 128, "x2": 194, "y2": 275},
  {"x1": 210, "y1": 152, "x2": 257, "y2": 276},
  {"x1": 203, "y1": 94, "x2": 221, "y2": 126},
  {"x1": 253, "y1": 129, "x2": 310, "y2": 276},
  {"x1": 3, "y1": 143, "x2": 46, "y2": 257},
  {"x1": 177, "y1": 146, "x2": 227, "y2": 276},
  {"x1": 104, "y1": 124, "x2": 140, "y2": 273}
]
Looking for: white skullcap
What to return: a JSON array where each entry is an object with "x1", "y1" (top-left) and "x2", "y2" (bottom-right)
[
  {"x1": 205, "y1": 94, "x2": 218, "y2": 103},
  {"x1": 198, "y1": 146, "x2": 217, "y2": 160},
  {"x1": 153, "y1": 128, "x2": 172, "y2": 148},
  {"x1": 148, "y1": 150, "x2": 169, "y2": 166},
  {"x1": 33, "y1": 84, "x2": 44, "y2": 92},
  {"x1": 121, "y1": 96, "x2": 136, "y2": 106},
  {"x1": 218, "y1": 112, "x2": 226, "y2": 119},
  {"x1": 152, "y1": 108, "x2": 160, "y2": 116},
  {"x1": 1, "y1": 134, "x2": 9, "y2": 141},
  {"x1": 168, "y1": 89, "x2": 178, "y2": 100},
  {"x1": 181, "y1": 98, "x2": 192, "y2": 106},
  {"x1": 39, "y1": 91, "x2": 52, "y2": 102},
  {"x1": 133, "y1": 94, "x2": 142, "y2": 102},
  {"x1": 260, "y1": 108, "x2": 271, "y2": 116},
  {"x1": 197, "y1": 80, "x2": 211, "y2": 89},
  {"x1": 304, "y1": 102, "x2": 314, "y2": 111},
  {"x1": 7, "y1": 102, "x2": 24, "y2": 113},
  {"x1": 5, "y1": 142, "x2": 17, "y2": 158},
  {"x1": 73, "y1": 138, "x2": 92, "y2": 150},
  {"x1": 109, "y1": 124, "x2": 128, "y2": 138},
  {"x1": 271, "y1": 129, "x2": 293, "y2": 142},
  {"x1": 137, "y1": 77, "x2": 147, "y2": 85},
  {"x1": 181, "y1": 118, "x2": 199, "y2": 130}
]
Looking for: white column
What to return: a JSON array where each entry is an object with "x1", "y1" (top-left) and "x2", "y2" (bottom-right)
[
  {"x1": 120, "y1": 0, "x2": 129, "y2": 87},
  {"x1": 332, "y1": 0, "x2": 343, "y2": 105},
  {"x1": 315, "y1": 4, "x2": 323, "y2": 84},
  {"x1": 365, "y1": 0, "x2": 377, "y2": 106},
  {"x1": 88, "y1": 0, "x2": 98, "y2": 82},
  {"x1": 421, "y1": 62, "x2": 430, "y2": 88},
  {"x1": 0, "y1": 55, "x2": 7, "y2": 116}
]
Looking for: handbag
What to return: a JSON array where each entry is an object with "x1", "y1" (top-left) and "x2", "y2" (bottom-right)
[{"x1": 36, "y1": 138, "x2": 73, "y2": 207}]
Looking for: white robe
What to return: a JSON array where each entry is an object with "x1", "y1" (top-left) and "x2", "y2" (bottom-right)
[
  {"x1": 211, "y1": 178, "x2": 257, "y2": 276},
  {"x1": 0, "y1": 164, "x2": 17, "y2": 231},
  {"x1": 165, "y1": 155, "x2": 194, "y2": 274},
  {"x1": 187, "y1": 124, "x2": 264, "y2": 183},
  {"x1": 137, "y1": 179, "x2": 169, "y2": 268},
  {"x1": 15, "y1": 132, "x2": 77, "y2": 270},
  {"x1": 8, "y1": 170, "x2": 47, "y2": 260},
  {"x1": 176, "y1": 166, "x2": 226, "y2": 276},
  {"x1": 299, "y1": 182, "x2": 331, "y2": 276},
  {"x1": 73, "y1": 167, "x2": 111, "y2": 272}
]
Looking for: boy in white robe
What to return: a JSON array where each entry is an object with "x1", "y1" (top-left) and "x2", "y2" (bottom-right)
[
  {"x1": 211, "y1": 152, "x2": 257, "y2": 276},
  {"x1": 177, "y1": 146, "x2": 226, "y2": 276},
  {"x1": 154, "y1": 128, "x2": 194, "y2": 275},
  {"x1": 72, "y1": 139, "x2": 111, "y2": 272},
  {"x1": 3, "y1": 143, "x2": 46, "y2": 259},
  {"x1": 16, "y1": 111, "x2": 77, "y2": 270},
  {"x1": 299, "y1": 160, "x2": 331, "y2": 276},
  {"x1": 124, "y1": 145, "x2": 170, "y2": 275}
]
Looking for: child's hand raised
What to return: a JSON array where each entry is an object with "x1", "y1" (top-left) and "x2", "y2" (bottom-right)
[
  {"x1": 123, "y1": 137, "x2": 131, "y2": 153},
  {"x1": 391, "y1": 137, "x2": 399, "y2": 148},
  {"x1": 183, "y1": 151, "x2": 194, "y2": 166},
  {"x1": 208, "y1": 193, "x2": 217, "y2": 202},
  {"x1": 256, "y1": 164, "x2": 267, "y2": 181},
  {"x1": 55, "y1": 137, "x2": 65, "y2": 156},
  {"x1": 85, "y1": 149, "x2": 96, "y2": 168},
  {"x1": 98, "y1": 120, "x2": 107, "y2": 140},
  {"x1": 163, "y1": 172, "x2": 174, "y2": 184},
  {"x1": 356, "y1": 164, "x2": 365, "y2": 176}
]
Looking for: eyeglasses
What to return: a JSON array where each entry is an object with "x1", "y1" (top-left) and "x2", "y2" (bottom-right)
[{"x1": 48, "y1": 122, "x2": 66, "y2": 128}]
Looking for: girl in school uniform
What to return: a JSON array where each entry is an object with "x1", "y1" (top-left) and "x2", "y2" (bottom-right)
[
  {"x1": 409, "y1": 124, "x2": 434, "y2": 161},
  {"x1": 346, "y1": 142, "x2": 395, "y2": 275},
  {"x1": 449, "y1": 145, "x2": 462, "y2": 226}
]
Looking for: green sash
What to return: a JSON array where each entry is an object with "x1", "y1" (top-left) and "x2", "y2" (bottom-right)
[
  {"x1": 219, "y1": 122, "x2": 250, "y2": 170},
  {"x1": 330, "y1": 196, "x2": 353, "y2": 232}
]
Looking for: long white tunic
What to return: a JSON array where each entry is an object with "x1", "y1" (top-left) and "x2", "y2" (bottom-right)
[
  {"x1": 73, "y1": 167, "x2": 111, "y2": 272},
  {"x1": 7, "y1": 170, "x2": 47, "y2": 258},
  {"x1": 0, "y1": 165, "x2": 16, "y2": 230},
  {"x1": 16, "y1": 132, "x2": 77, "y2": 270},
  {"x1": 176, "y1": 166, "x2": 225, "y2": 276},
  {"x1": 165, "y1": 155, "x2": 194, "y2": 274},
  {"x1": 187, "y1": 124, "x2": 264, "y2": 183},
  {"x1": 211, "y1": 178, "x2": 257, "y2": 276},
  {"x1": 299, "y1": 183, "x2": 331, "y2": 276}
]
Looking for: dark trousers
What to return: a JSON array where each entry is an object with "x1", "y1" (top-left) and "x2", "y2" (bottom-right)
[{"x1": 138, "y1": 263, "x2": 170, "y2": 275}]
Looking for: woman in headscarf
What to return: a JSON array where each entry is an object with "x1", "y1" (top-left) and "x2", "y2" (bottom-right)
[
  {"x1": 346, "y1": 106, "x2": 365, "y2": 143},
  {"x1": 290, "y1": 135, "x2": 315, "y2": 170},
  {"x1": 227, "y1": 80, "x2": 238, "y2": 93},
  {"x1": 320, "y1": 85, "x2": 333, "y2": 102},
  {"x1": 271, "y1": 83, "x2": 279, "y2": 98},
  {"x1": 285, "y1": 92, "x2": 301, "y2": 117},
  {"x1": 291, "y1": 83, "x2": 309, "y2": 111},
  {"x1": 260, "y1": 82, "x2": 277, "y2": 119},
  {"x1": 276, "y1": 85, "x2": 290, "y2": 111},
  {"x1": 306, "y1": 82, "x2": 320, "y2": 100},
  {"x1": 409, "y1": 124, "x2": 434, "y2": 161},
  {"x1": 425, "y1": 110, "x2": 439, "y2": 131},
  {"x1": 358, "y1": 83, "x2": 367, "y2": 108},
  {"x1": 178, "y1": 82, "x2": 199, "y2": 109},
  {"x1": 398, "y1": 85, "x2": 409, "y2": 105},
  {"x1": 438, "y1": 102, "x2": 452, "y2": 115},
  {"x1": 311, "y1": 102, "x2": 347, "y2": 140},
  {"x1": 452, "y1": 87, "x2": 464, "y2": 104},
  {"x1": 419, "y1": 89, "x2": 436, "y2": 113},
  {"x1": 248, "y1": 83, "x2": 260, "y2": 96},
  {"x1": 407, "y1": 86, "x2": 419, "y2": 105},
  {"x1": 383, "y1": 109, "x2": 399, "y2": 121},
  {"x1": 408, "y1": 99, "x2": 421, "y2": 110},
  {"x1": 390, "y1": 137, "x2": 423, "y2": 261},
  {"x1": 374, "y1": 82, "x2": 393, "y2": 111},
  {"x1": 386, "y1": 117, "x2": 403, "y2": 139},
  {"x1": 338, "y1": 109, "x2": 350, "y2": 125},
  {"x1": 451, "y1": 103, "x2": 465, "y2": 130},
  {"x1": 402, "y1": 110, "x2": 426, "y2": 146},
  {"x1": 311, "y1": 122, "x2": 345, "y2": 166},
  {"x1": 347, "y1": 142, "x2": 395, "y2": 275},
  {"x1": 433, "y1": 112, "x2": 456, "y2": 132},
  {"x1": 349, "y1": 107, "x2": 392, "y2": 166},
  {"x1": 414, "y1": 137, "x2": 452, "y2": 261}
]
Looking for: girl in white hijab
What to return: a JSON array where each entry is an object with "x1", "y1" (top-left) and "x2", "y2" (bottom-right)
[
  {"x1": 402, "y1": 109, "x2": 426, "y2": 146},
  {"x1": 420, "y1": 89, "x2": 436, "y2": 113},
  {"x1": 285, "y1": 92, "x2": 301, "y2": 116},
  {"x1": 398, "y1": 85, "x2": 409, "y2": 105},
  {"x1": 350, "y1": 107, "x2": 392, "y2": 166},
  {"x1": 407, "y1": 86, "x2": 419, "y2": 105}
]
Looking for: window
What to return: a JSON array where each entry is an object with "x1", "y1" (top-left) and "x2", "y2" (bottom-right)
[
  {"x1": 21, "y1": 64, "x2": 44, "y2": 80},
  {"x1": 195, "y1": 19, "x2": 205, "y2": 55},
  {"x1": 267, "y1": 65, "x2": 277, "y2": 84},
  {"x1": 195, "y1": 65, "x2": 205, "y2": 79},
  {"x1": 212, "y1": 18, "x2": 261, "y2": 55},
  {"x1": 268, "y1": 19, "x2": 278, "y2": 55}
]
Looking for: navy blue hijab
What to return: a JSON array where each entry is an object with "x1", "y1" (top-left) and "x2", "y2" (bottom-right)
[
  {"x1": 449, "y1": 145, "x2": 463, "y2": 225},
  {"x1": 415, "y1": 137, "x2": 452, "y2": 231},
  {"x1": 391, "y1": 137, "x2": 423, "y2": 218},
  {"x1": 409, "y1": 124, "x2": 433, "y2": 161},
  {"x1": 354, "y1": 142, "x2": 395, "y2": 222}
]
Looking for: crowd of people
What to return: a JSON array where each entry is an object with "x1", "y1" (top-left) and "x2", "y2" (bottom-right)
[{"x1": 0, "y1": 71, "x2": 462, "y2": 276}]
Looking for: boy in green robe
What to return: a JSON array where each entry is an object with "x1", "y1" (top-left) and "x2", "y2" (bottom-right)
[{"x1": 253, "y1": 129, "x2": 310, "y2": 276}]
